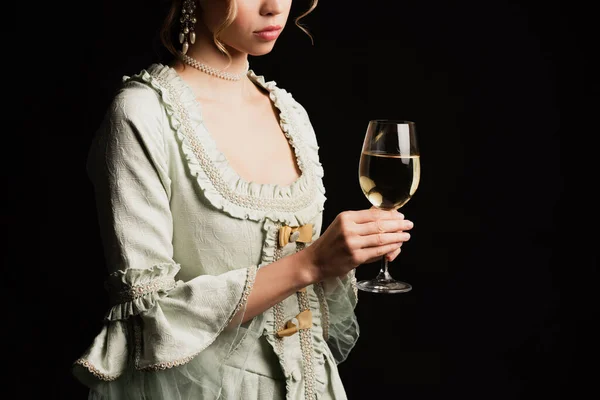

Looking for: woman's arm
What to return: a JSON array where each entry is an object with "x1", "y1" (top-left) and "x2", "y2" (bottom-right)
[
  {"x1": 230, "y1": 208, "x2": 413, "y2": 326},
  {"x1": 226, "y1": 250, "x2": 313, "y2": 327}
]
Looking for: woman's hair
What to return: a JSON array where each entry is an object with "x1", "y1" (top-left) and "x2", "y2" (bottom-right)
[{"x1": 159, "y1": 0, "x2": 319, "y2": 63}]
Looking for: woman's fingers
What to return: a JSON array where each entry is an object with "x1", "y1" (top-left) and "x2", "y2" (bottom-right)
[
  {"x1": 360, "y1": 232, "x2": 410, "y2": 248},
  {"x1": 342, "y1": 208, "x2": 404, "y2": 224},
  {"x1": 354, "y1": 218, "x2": 414, "y2": 236},
  {"x1": 362, "y1": 244, "x2": 402, "y2": 264},
  {"x1": 386, "y1": 246, "x2": 402, "y2": 262},
  {"x1": 314, "y1": 208, "x2": 414, "y2": 276},
  {"x1": 356, "y1": 242, "x2": 402, "y2": 263}
]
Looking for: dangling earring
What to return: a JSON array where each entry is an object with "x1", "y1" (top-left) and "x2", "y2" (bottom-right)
[{"x1": 179, "y1": 0, "x2": 197, "y2": 54}]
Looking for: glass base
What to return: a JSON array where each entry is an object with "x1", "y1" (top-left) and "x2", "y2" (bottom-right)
[{"x1": 356, "y1": 279, "x2": 412, "y2": 294}]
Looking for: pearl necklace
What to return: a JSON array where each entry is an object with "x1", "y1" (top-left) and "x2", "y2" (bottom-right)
[{"x1": 180, "y1": 52, "x2": 249, "y2": 81}]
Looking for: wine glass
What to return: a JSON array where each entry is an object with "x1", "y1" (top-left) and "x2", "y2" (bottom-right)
[{"x1": 357, "y1": 119, "x2": 420, "y2": 293}]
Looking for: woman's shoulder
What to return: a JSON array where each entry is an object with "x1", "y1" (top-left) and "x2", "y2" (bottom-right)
[{"x1": 105, "y1": 64, "x2": 168, "y2": 120}]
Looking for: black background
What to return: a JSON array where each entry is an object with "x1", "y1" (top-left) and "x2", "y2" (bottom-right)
[{"x1": 10, "y1": 0, "x2": 598, "y2": 399}]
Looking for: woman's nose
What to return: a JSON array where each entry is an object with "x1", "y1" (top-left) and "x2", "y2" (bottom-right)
[{"x1": 260, "y1": 0, "x2": 285, "y2": 16}]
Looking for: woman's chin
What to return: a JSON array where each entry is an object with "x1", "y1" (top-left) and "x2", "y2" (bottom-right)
[{"x1": 247, "y1": 43, "x2": 278, "y2": 57}]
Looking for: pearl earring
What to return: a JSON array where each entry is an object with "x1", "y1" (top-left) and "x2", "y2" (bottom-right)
[{"x1": 179, "y1": 0, "x2": 197, "y2": 54}]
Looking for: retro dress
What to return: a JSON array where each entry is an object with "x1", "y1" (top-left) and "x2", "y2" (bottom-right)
[{"x1": 72, "y1": 64, "x2": 360, "y2": 399}]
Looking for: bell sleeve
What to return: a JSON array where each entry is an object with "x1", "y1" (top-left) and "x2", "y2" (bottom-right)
[
  {"x1": 72, "y1": 83, "x2": 257, "y2": 389},
  {"x1": 320, "y1": 270, "x2": 360, "y2": 364}
]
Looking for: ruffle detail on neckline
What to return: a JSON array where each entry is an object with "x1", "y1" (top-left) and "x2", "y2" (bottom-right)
[
  {"x1": 247, "y1": 69, "x2": 326, "y2": 183},
  {"x1": 103, "y1": 263, "x2": 180, "y2": 321},
  {"x1": 122, "y1": 64, "x2": 325, "y2": 226}
]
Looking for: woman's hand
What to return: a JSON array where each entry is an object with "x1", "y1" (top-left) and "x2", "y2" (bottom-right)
[{"x1": 301, "y1": 208, "x2": 414, "y2": 283}]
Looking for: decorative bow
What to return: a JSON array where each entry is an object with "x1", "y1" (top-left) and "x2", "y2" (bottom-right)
[
  {"x1": 276, "y1": 309, "x2": 313, "y2": 338},
  {"x1": 278, "y1": 224, "x2": 313, "y2": 247}
]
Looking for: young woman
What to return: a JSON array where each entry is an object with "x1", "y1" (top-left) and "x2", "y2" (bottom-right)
[{"x1": 72, "y1": 0, "x2": 414, "y2": 398}]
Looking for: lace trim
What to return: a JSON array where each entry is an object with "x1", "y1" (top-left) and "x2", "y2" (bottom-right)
[
  {"x1": 314, "y1": 282, "x2": 330, "y2": 342},
  {"x1": 133, "y1": 266, "x2": 258, "y2": 371},
  {"x1": 109, "y1": 276, "x2": 176, "y2": 304},
  {"x1": 294, "y1": 241, "x2": 317, "y2": 399},
  {"x1": 151, "y1": 73, "x2": 317, "y2": 213},
  {"x1": 271, "y1": 227, "x2": 286, "y2": 360},
  {"x1": 73, "y1": 358, "x2": 119, "y2": 382},
  {"x1": 350, "y1": 269, "x2": 358, "y2": 302},
  {"x1": 296, "y1": 287, "x2": 317, "y2": 400},
  {"x1": 226, "y1": 266, "x2": 257, "y2": 326}
]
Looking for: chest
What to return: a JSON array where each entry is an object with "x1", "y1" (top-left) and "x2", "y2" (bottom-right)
[{"x1": 199, "y1": 97, "x2": 301, "y2": 186}]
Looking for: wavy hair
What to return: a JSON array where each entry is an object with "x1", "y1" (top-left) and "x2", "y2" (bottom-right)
[{"x1": 160, "y1": 0, "x2": 319, "y2": 64}]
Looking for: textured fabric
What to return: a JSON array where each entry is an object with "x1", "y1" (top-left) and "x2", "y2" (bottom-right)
[{"x1": 72, "y1": 64, "x2": 359, "y2": 399}]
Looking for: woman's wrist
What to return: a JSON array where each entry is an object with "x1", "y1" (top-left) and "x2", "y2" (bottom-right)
[{"x1": 291, "y1": 246, "x2": 322, "y2": 287}]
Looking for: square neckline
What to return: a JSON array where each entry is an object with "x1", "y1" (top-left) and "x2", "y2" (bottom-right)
[
  {"x1": 164, "y1": 63, "x2": 306, "y2": 191},
  {"x1": 139, "y1": 63, "x2": 327, "y2": 224}
]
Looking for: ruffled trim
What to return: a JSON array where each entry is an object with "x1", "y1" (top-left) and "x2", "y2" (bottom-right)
[
  {"x1": 103, "y1": 263, "x2": 180, "y2": 321},
  {"x1": 122, "y1": 64, "x2": 325, "y2": 226},
  {"x1": 259, "y1": 219, "x2": 281, "y2": 267},
  {"x1": 306, "y1": 287, "x2": 330, "y2": 389},
  {"x1": 74, "y1": 357, "x2": 120, "y2": 382}
]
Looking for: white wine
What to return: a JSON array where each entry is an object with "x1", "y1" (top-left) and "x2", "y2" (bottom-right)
[{"x1": 359, "y1": 151, "x2": 420, "y2": 209}]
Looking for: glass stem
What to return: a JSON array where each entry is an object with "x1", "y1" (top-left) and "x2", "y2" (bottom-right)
[{"x1": 377, "y1": 257, "x2": 393, "y2": 282}]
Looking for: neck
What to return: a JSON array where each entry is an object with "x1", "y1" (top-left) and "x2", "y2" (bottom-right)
[{"x1": 176, "y1": 24, "x2": 253, "y2": 103}]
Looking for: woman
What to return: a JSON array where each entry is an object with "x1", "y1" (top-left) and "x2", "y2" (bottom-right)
[{"x1": 72, "y1": 0, "x2": 414, "y2": 398}]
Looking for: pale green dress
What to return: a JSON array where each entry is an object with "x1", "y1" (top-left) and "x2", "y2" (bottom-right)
[{"x1": 72, "y1": 64, "x2": 360, "y2": 399}]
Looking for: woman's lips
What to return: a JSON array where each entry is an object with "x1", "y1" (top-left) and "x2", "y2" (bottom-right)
[{"x1": 254, "y1": 26, "x2": 282, "y2": 41}]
